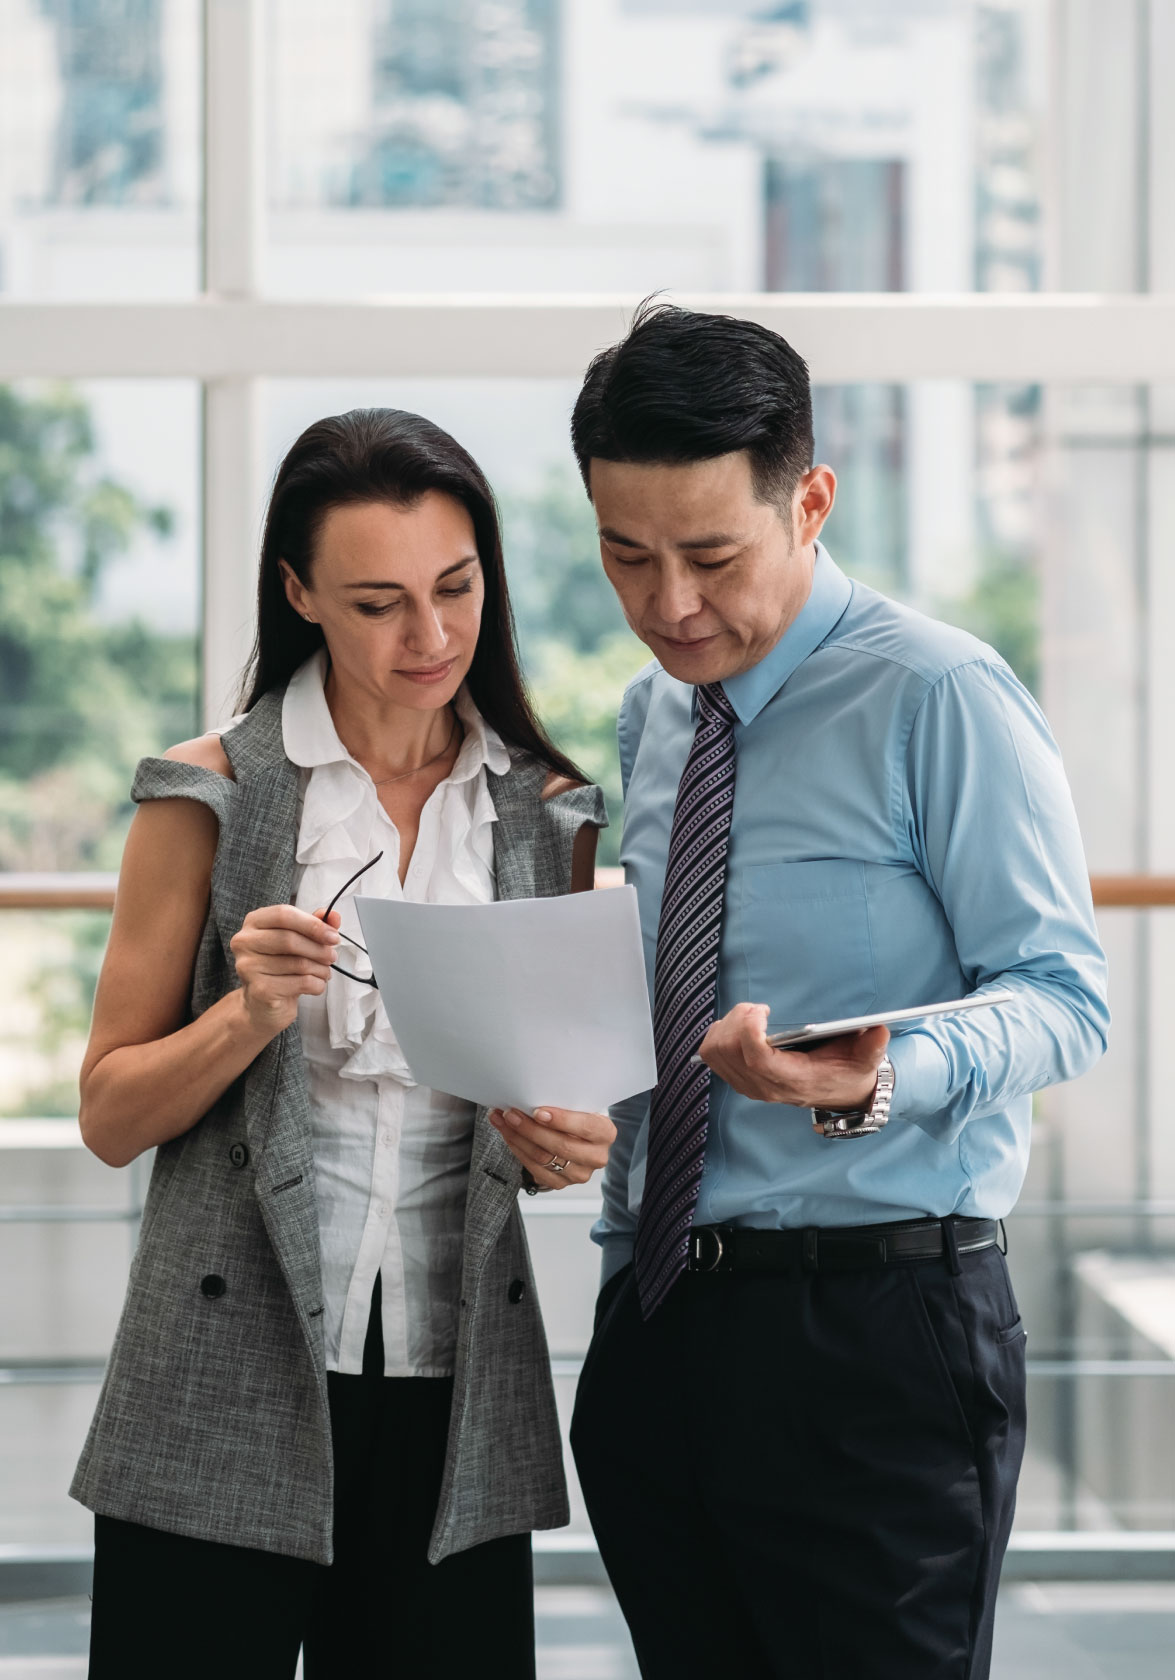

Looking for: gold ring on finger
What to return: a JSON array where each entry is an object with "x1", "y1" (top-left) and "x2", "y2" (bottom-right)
[{"x1": 544, "y1": 1153, "x2": 569, "y2": 1174}]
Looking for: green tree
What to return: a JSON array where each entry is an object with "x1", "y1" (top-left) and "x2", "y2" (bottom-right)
[
  {"x1": 937, "y1": 553, "x2": 1041, "y2": 696},
  {"x1": 528, "y1": 634, "x2": 651, "y2": 866},
  {"x1": 501, "y1": 465, "x2": 630, "y2": 654},
  {"x1": 501, "y1": 467, "x2": 647, "y2": 864},
  {"x1": 0, "y1": 383, "x2": 195, "y2": 870},
  {"x1": 0, "y1": 383, "x2": 194, "y2": 1115}
]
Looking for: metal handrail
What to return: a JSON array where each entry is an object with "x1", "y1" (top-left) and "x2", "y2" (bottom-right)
[
  {"x1": 2, "y1": 872, "x2": 1175, "y2": 909},
  {"x1": 1088, "y1": 876, "x2": 1175, "y2": 907},
  {"x1": 0, "y1": 873, "x2": 120, "y2": 908},
  {"x1": 547, "y1": 1357, "x2": 1175, "y2": 1382},
  {"x1": 0, "y1": 1361, "x2": 106, "y2": 1387},
  {"x1": 0, "y1": 1205, "x2": 142, "y2": 1223},
  {"x1": 1, "y1": 1194, "x2": 1172, "y2": 1226},
  {"x1": 7, "y1": 1354, "x2": 1174, "y2": 1390}
]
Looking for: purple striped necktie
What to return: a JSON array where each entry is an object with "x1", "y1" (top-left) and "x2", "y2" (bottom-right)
[{"x1": 634, "y1": 680, "x2": 738, "y2": 1319}]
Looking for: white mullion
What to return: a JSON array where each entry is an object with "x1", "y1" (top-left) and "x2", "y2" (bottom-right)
[
  {"x1": 200, "y1": 0, "x2": 266, "y2": 729},
  {"x1": 202, "y1": 378, "x2": 263, "y2": 727},
  {"x1": 3, "y1": 295, "x2": 1175, "y2": 384},
  {"x1": 203, "y1": 0, "x2": 263, "y2": 296}
]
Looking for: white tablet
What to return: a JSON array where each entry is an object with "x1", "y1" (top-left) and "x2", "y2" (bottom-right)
[{"x1": 763, "y1": 989, "x2": 1016, "y2": 1051}]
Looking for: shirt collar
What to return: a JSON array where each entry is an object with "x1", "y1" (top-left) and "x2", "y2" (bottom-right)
[
  {"x1": 720, "y1": 542, "x2": 853, "y2": 726},
  {"x1": 281, "y1": 649, "x2": 511, "y2": 782}
]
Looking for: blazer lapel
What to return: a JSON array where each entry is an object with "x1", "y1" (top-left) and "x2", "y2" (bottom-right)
[
  {"x1": 485, "y1": 756, "x2": 545, "y2": 900},
  {"x1": 215, "y1": 696, "x2": 323, "y2": 1334}
]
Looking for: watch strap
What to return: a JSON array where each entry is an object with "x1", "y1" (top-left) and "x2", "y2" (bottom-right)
[{"x1": 814, "y1": 1053, "x2": 895, "y2": 1139}]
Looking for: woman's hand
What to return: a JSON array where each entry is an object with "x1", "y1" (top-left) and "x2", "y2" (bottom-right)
[
  {"x1": 488, "y1": 1105, "x2": 617, "y2": 1191},
  {"x1": 229, "y1": 905, "x2": 342, "y2": 1037}
]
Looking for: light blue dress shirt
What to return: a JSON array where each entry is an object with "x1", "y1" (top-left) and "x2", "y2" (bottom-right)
[{"x1": 594, "y1": 545, "x2": 1110, "y2": 1284}]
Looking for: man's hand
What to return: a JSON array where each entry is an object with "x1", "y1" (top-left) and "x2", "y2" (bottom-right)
[
  {"x1": 698, "y1": 1003, "x2": 889, "y2": 1120},
  {"x1": 488, "y1": 1105, "x2": 617, "y2": 1191}
]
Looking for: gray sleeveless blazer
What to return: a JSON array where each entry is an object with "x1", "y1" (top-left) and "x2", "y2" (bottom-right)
[{"x1": 70, "y1": 688, "x2": 606, "y2": 1565}]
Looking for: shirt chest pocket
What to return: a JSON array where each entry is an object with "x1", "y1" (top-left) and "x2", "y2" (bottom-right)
[{"x1": 729, "y1": 859, "x2": 879, "y2": 1026}]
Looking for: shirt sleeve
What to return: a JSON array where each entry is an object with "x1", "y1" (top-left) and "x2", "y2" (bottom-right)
[
  {"x1": 615, "y1": 663, "x2": 657, "y2": 798},
  {"x1": 592, "y1": 1087, "x2": 646, "y2": 1285},
  {"x1": 591, "y1": 670, "x2": 658, "y2": 1284},
  {"x1": 888, "y1": 658, "x2": 1110, "y2": 1144}
]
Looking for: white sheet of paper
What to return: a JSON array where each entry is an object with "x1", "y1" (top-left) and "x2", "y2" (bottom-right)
[{"x1": 354, "y1": 886, "x2": 657, "y2": 1114}]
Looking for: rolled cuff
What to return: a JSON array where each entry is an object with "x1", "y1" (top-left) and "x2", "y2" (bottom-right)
[
  {"x1": 887, "y1": 1031, "x2": 954, "y2": 1137},
  {"x1": 593, "y1": 1229, "x2": 636, "y2": 1287}
]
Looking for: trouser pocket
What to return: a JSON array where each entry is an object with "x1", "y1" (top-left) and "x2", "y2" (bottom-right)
[{"x1": 909, "y1": 1247, "x2": 1028, "y2": 1462}]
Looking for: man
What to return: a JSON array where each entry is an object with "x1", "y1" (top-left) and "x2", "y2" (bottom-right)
[{"x1": 568, "y1": 302, "x2": 1108, "y2": 1680}]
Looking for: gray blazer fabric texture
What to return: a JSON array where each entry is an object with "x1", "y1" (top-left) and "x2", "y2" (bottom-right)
[{"x1": 70, "y1": 688, "x2": 606, "y2": 1565}]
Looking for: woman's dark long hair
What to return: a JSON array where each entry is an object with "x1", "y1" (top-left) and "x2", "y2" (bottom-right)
[{"x1": 238, "y1": 408, "x2": 583, "y2": 782}]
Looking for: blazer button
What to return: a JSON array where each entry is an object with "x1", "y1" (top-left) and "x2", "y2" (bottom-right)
[
  {"x1": 200, "y1": 1274, "x2": 227, "y2": 1299},
  {"x1": 228, "y1": 1143, "x2": 249, "y2": 1169},
  {"x1": 508, "y1": 1279, "x2": 526, "y2": 1304}
]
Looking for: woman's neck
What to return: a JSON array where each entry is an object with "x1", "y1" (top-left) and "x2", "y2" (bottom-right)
[{"x1": 323, "y1": 663, "x2": 458, "y2": 779}]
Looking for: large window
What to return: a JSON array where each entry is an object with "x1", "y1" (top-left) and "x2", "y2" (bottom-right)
[
  {"x1": 2, "y1": 0, "x2": 1174, "y2": 1627},
  {"x1": 0, "y1": 0, "x2": 201, "y2": 297}
]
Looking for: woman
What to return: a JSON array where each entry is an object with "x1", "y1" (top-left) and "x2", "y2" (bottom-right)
[{"x1": 72, "y1": 409, "x2": 614, "y2": 1679}]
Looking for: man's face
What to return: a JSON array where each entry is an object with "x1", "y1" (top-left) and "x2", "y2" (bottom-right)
[{"x1": 589, "y1": 451, "x2": 835, "y2": 686}]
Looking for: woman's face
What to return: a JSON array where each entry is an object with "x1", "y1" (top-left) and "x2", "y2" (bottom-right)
[{"x1": 281, "y1": 493, "x2": 486, "y2": 713}]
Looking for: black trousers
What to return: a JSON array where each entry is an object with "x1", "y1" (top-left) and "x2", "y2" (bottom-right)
[
  {"x1": 88, "y1": 1278, "x2": 534, "y2": 1680},
  {"x1": 571, "y1": 1240, "x2": 1027, "y2": 1680}
]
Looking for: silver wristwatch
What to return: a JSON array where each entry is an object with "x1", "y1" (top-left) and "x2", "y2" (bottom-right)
[{"x1": 814, "y1": 1054, "x2": 895, "y2": 1139}]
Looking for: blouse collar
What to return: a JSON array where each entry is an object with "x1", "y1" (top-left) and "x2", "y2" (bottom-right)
[{"x1": 282, "y1": 649, "x2": 511, "y2": 787}]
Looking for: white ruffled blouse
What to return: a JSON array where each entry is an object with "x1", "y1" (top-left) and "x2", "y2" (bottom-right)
[{"x1": 285, "y1": 651, "x2": 511, "y2": 1376}]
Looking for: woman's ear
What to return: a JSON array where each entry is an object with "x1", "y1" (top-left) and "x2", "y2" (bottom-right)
[{"x1": 279, "y1": 559, "x2": 311, "y2": 620}]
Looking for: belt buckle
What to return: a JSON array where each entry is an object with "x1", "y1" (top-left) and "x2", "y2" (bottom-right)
[{"x1": 689, "y1": 1227, "x2": 726, "y2": 1272}]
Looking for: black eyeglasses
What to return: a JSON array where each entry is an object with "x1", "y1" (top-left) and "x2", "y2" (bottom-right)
[{"x1": 322, "y1": 852, "x2": 383, "y2": 987}]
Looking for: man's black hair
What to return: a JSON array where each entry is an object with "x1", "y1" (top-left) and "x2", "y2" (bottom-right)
[{"x1": 570, "y1": 298, "x2": 814, "y2": 508}]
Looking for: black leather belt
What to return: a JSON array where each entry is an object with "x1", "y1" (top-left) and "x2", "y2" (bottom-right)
[{"x1": 685, "y1": 1216, "x2": 1000, "y2": 1275}]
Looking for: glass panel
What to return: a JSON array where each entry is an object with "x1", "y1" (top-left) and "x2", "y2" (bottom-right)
[
  {"x1": 0, "y1": 379, "x2": 200, "y2": 873},
  {"x1": 348, "y1": 0, "x2": 552, "y2": 212},
  {"x1": 1005, "y1": 1203, "x2": 1175, "y2": 1533},
  {"x1": 269, "y1": 0, "x2": 559, "y2": 214},
  {"x1": 0, "y1": 1115, "x2": 140, "y2": 1546},
  {"x1": 0, "y1": 913, "x2": 111, "y2": 1117},
  {"x1": 0, "y1": 1385, "x2": 104, "y2": 1547},
  {"x1": 267, "y1": 1, "x2": 1175, "y2": 301},
  {"x1": 0, "y1": 0, "x2": 200, "y2": 298},
  {"x1": 265, "y1": 0, "x2": 1060, "y2": 297}
]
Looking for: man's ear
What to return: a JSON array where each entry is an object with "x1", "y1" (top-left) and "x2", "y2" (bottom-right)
[{"x1": 795, "y1": 464, "x2": 836, "y2": 548}]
